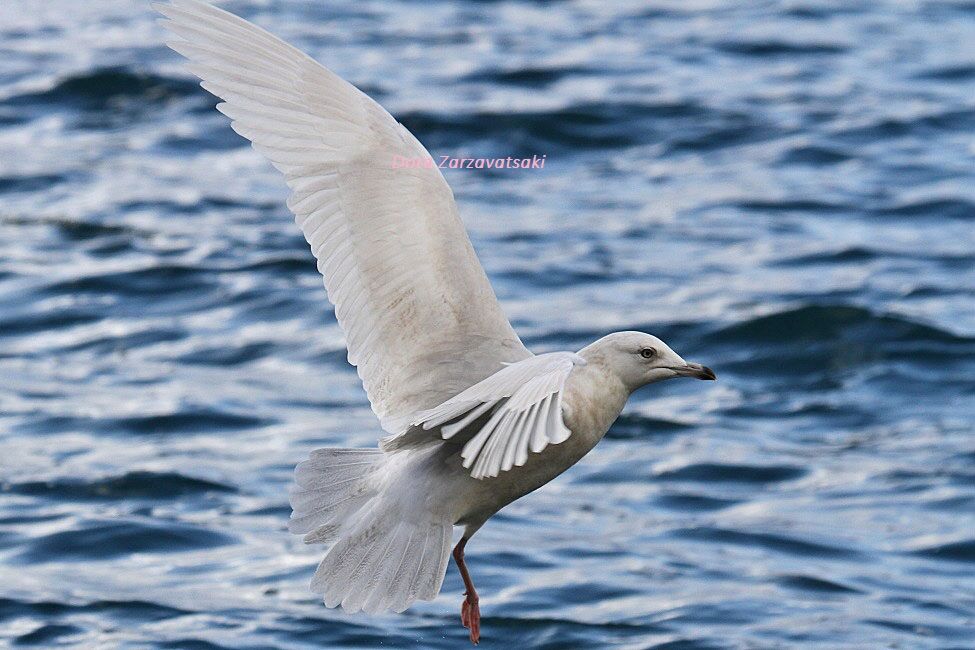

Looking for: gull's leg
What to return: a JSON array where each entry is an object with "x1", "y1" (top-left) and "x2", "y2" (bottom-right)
[{"x1": 452, "y1": 536, "x2": 480, "y2": 645}]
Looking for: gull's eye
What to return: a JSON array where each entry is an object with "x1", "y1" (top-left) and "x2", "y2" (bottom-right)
[{"x1": 640, "y1": 347, "x2": 656, "y2": 359}]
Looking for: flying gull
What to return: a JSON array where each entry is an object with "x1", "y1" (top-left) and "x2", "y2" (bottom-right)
[{"x1": 155, "y1": 1, "x2": 716, "y2": 643}]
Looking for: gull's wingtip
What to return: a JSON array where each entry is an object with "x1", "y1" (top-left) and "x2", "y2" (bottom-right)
[{"x1": 151, "y1": 2, "x2": 185, "y2": 24}]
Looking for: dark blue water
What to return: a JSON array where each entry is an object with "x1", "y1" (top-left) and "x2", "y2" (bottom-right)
[{"x1": 1, "y1": 1, "x2": 974, "y2": 647}]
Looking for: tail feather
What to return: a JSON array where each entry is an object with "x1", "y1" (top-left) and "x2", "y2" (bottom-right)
[
  {"x1": 291, "y1": 447, "x2": 453, "y2": 614},
  {"x1": 288, "y1": 448, "x2": 383, "y2": 540},
  {"x1": 341, "y1": 519, "x2": 405, "y2": 613},
  {"x1": 380, "y1": 524, "x2": 424, "y2": 612},
  {"x1": 355, "y1": 520, "x2": 407, "y2": 613},
  {"x1": 367, "y1": 522, "x2": 413, "y2": 613}
]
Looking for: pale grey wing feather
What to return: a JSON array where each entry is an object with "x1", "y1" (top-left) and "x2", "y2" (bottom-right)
[
  {"x1": 391, "y1": 352, "x2": 584, "y2": 479},
  {"x1": 156, "y1": 0, "x2": 530, "y2": 431}
]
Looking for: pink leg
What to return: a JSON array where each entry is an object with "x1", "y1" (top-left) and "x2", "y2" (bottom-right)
[{"x1": 452, "y1": 536, "x2": 480, "y2": 645}]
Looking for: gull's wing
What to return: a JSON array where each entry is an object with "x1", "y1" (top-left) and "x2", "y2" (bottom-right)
[
  {"x1": 387, "y1": 352, "x2": 585, "y2": 479},
  {"x1": 155, "y1": 0, "x2": 531, "y2": 430}
]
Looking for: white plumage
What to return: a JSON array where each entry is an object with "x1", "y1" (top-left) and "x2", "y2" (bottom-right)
[
  {"x1": 157, "y1": 1, "x2": 716, "y2": 642},
  {"x1": 156, "y1": 0, "x2": 529, "y2": 434}
]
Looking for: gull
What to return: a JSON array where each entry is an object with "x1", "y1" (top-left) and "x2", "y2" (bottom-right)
[{"x1": 156, "y1": 1, "x2": 716, "y2": 644}]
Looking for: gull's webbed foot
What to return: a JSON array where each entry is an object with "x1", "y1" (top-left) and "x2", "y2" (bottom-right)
[{"x1": 461, "y1": 590, "x2": 480, "y2": 644}]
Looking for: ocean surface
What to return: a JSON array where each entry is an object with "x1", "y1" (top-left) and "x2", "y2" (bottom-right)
[{"x1": 1, "y1": 1, "x2": 973, "y2": 648}]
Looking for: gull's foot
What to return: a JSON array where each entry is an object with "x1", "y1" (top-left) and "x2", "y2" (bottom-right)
[{"x1": 460, "y1": 591, "x2": 480, "y2": 645}]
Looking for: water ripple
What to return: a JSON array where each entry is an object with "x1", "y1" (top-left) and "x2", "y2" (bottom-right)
[{"x1": 16, "y1": 519, "x2": 236, "y2": 563}]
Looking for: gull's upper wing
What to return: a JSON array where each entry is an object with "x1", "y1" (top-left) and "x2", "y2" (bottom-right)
[
  {"x1": 155, "y1": 0, "x2": 531, "y2": 430},
  {"x1": 387, "y1": 352, "x2": 585, "y2": 479}
]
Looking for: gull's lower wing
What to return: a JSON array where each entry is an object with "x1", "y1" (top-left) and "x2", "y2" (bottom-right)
[
  {"x1": 155, "y1": 0, "x2": 530, "y2": 429},
  {"x1": 386, "y1": 352, "x2": 585, "y2": 479}
]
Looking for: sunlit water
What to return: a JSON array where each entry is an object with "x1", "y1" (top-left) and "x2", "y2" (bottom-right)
[{"x1": 1, "y1": 1, "x2": 973, "y2": 648}]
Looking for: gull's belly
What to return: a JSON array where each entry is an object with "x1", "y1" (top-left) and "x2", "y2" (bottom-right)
[
  {"x1": 448, "y1": 406, "x2": 623, "y2": 529},
  {"x1": 451, "y1": 427, "x2": 601, "y2": 527}
]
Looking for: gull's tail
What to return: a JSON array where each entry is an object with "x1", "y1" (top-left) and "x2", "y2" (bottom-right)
[{"x1": 289, "y1": 448, "x2": 452, "y2": 613}]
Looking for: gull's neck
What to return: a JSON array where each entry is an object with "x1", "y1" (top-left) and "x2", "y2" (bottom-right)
[{"x1": 561, "y1": 353, "x2": 630, "y2": 442}]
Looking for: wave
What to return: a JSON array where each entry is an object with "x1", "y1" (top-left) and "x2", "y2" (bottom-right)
[
  {"x1": 875, "y1": 198, "x2": 975, "y2": 221},
  {"x1": 15, "y1": 519, "x2": 235, "y2": 563},
  {"x1": 111, "y1": 410, "x2": 273, "y2": 435},
  {"x1": 397, "y1": 99, "x2": 710, "y2": 152},
  {"x1": 8, "y1": 471, "x2": 236, "y2": 501},
  {"x1": 605, "y1": 413, "x2": 694, "y2": 439},
  {"x1": 772, "y1": 246, "x2": 878, "y2": 266},
  {"x1": 4, "y1": 67, "x2": 201, "y2": 110},
  {"x1": 178, "y1": 341, "x2": 276, "y2": 367},
  {"x1": 654, "y1": 492, "x2": 741, "y2": 512},
  {"x1": 463, "y1": 64, "x2": 594, "y2": 87},
  {"x1": 709, "y1": 304, "x2": 972, "y2": 346},
  {"x1": 730, "y1": 198, "x2": 848, "y2": 213},
  {"x1": 661, "y1": 111, "x2": 774, "y2": 154},
  {"x1": 774, "y1": 574, "x2": 862, "y2": 594},
  {"x1": 56, "y1": 327, "x2": 187, "y2": 356},
  {"x1": 19, "y1": 409, "x2": 271, "y2": 436},
  {"x1": 909, "y1": 539, "x2": 975, "y2": 563},
  {"x1": 0, "y1": 174, "x2": 65, "y2": 194},
  {"x1": 671, "y1": 526, "x2": 862, "y2": 559},
  {"x1": 715, "y1": 40, "x2": 847, "y2": 56},
  {"x1": 0, "y1": 108, "x2": 26, "y2": 126},
  {"x1": 914, "y1": 64, "x2": 975, "y2": 80},
  {"x1": 524, "y1": 326, "x2": 608, "y2": 350},
  {"x1": 10, "y1": 623, "x2": 82, "y2": 646},
  {"x1": 0, "y1": 308, "x2": 102, "y2": 338},
  {"x1": 0, "y1": 215, "x2": 142, "y2": 240},
  {"x1": 498, "y1": 267, "x2": 617, "y2": 289},
  {"x1": 778, "y1": 144, "x2": 854, "y2": 165},
  {"x1": 44, "y1": 264, "x2": 216, "y2": 298},
  {"x1": 923, "y1": 495, "x2": 975, "y2": 511},
  {"x1": 773, "y1": 246, "x2": 975, "y2": 268},
  {"x1": 119, "y1": 197, "x2": 280, "y2": 213},
  {"x1": 834, "y1": 109, "x2": 975, "y2": 142},
  {"x1": 654, "y1": 462, "x2": 805, "y2": 484}
]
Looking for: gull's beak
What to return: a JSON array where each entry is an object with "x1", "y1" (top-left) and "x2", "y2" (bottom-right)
[{"x1": 674, "y1": 362, "x2": 716, "y2": 381}]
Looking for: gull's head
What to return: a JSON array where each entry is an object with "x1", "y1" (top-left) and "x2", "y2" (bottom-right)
[{"x1": 578, "y1": 331, "x2": 716, "y2": 392}]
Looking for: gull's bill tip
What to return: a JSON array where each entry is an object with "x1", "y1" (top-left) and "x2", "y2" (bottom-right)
[{"x1": 677, "y1": 362, "x2": 716, "y2": 380}]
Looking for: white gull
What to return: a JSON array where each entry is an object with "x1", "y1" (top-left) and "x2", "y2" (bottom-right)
[{"x1": 155, "y1": 1, "x2": 716, "y2": 644}]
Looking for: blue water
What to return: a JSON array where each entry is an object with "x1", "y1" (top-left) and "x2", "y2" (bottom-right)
[{"x1": 1, "y1": 1, "x2": 974, "y2": 647}]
